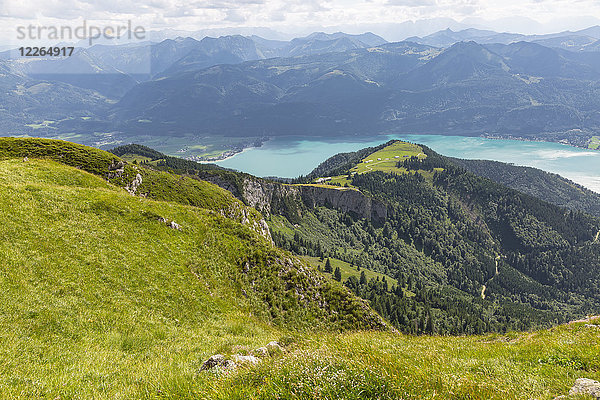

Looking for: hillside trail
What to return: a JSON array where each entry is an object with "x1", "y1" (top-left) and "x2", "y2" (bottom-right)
[
  {"x1": 594, "y1": 230, "x2": 599, "y2": 243},
  {"x1": 481, "y1": 255, "x2": 501, "y2": 300},
  {"x1": 363, "y1": 159, "x2": 387, "y2": 172}
]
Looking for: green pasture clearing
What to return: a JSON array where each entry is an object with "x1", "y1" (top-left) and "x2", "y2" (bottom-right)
[
  {"x1": 351, "y1": 141, "x2": 425, "y2": 175},
  {"x1": 302, "y1": 255, "x2": 399, "y2": 289}
]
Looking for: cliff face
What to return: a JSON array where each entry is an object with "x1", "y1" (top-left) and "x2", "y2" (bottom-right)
[
  {"x1": 238, "y1": 178, "x2": 387, "y2": 223},
  {"x1": 297, "y1": 185, "x2": 387, "y2": 222}
]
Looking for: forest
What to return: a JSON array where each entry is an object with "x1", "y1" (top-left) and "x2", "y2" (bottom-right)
[{"x1": 271, "y1": 144, "x2": 600, "y2": 334}]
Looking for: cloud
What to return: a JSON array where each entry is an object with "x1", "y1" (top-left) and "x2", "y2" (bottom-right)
[
  {"x1": 386, "y1": 0, "x2": 437, "y2": 6},
  {"x1": 1, "y1": 0, "x2": 600, "y2": 42},
  {"x1": 224, "y1": 9, "x2": 247, "y2": 22}
]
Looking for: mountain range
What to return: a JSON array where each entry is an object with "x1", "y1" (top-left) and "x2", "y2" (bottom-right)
[{"x1": 2, "y1": 28, "x2": 600, "y2": 153}]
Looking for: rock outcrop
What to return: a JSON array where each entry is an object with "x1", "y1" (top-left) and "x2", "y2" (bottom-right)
[
  {"x1": 200, "y1": 341, "x2": 285, "y2": 372},
  {"x1": 569, "y1": 378, "x2": 600, "y2": 398},
  {"x1": 238, "y1": 178, "x2": 387, "y2": 223},
  {"x1": 125, "y1": 173, "x2": 143, "y2": 195},
  {"x1": 106, "y1": 160, "x2": 126, "y2": 180},
  {"x1": 298, "y1": 185, "x2": 387, "y2": 222}
]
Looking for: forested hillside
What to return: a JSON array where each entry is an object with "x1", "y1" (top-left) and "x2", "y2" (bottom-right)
[
  {"x1": 110, "y1": 140, "x2": 600, "y2": 335},
  {"x1": 1, "y1": 137, "x2": 599, "y2": 398},
  {"x1": 450, "y1": 158, "x2": 600, "y2": 218},
  {"x1": 270, "y1": 142, "x2": 600, "y2": 334}
]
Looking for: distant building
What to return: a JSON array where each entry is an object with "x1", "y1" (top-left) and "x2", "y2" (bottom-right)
[{"x1": 315, "y1": 177, "x2": 332, "y2": 183}]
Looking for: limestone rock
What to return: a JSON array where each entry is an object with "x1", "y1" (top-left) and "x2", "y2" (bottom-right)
[
  {"x1": 107, "y1": 160, "x2": 125, "y2": 179},
  {"x1": 240, "y1": 177, "x2": 387, "y2": 223},
  {"x1": 125, "y1": 173, "x2": 143, "y2": 195},
  {"x1": 266, "y1": 341, "x2": 283, "y2": 353},
  {"x1": 200, "y1": 354, "x2": 226, "y2": 371},
  {"x1": 569, "y1": 378, "x2": 600, "y2": 398},
  {"x1": 232, "y1": 354, "x2": 259, "y2": 365},
  {"x1": 158, "y1": 217, "x2": 181, "y2": 231},
  {"x1": 254, "y1": 347, "x2": 268, "y2": 357}
]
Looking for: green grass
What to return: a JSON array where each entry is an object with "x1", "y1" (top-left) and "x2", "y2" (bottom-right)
[
  {"x1": 351, "y1": 141, "x2": 425, "y2": 175},
  {"x1": 118, "y1": 153, "x2": 153, "y2": 163},
  {"x1": 200, "y1": 321, "x2": 600, "y2": 399},
  {"x1": 589, "y1": 136, "x2": 600, "y2": 150},
  {"x1": 311, "y1": 141, "x2": 428, "y2": 187},
  {"x1": 1, "y1": 139, "x2": 599, "y2": 399},
  {"x1": 0, "y1": 137, "x2": 137, "y2": 186},
  {"x1": 25, "y1": 120, "x2": 56, "y2": 129},
  {"x1": 0, "y1": 149, "x2": 386, "y2": 398},
  {"x1": 302, "y1": 256, "x2": 399, "y2": 289}
]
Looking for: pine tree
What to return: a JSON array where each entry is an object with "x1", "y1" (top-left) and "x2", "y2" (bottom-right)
[
  {"x1": 359, "y1": 271, "x2": 367, "y2": 285},
  {"x1": 334, "y1": 267, "x2": 342, "y2": 282},
  {"x1": 426, "y1": 313, "x2": 434, "y2": 334},
  {"x1": 324, "y1": 258, "x2": 333, "y2": 273}
]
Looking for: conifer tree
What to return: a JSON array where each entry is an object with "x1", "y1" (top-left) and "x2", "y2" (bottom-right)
[
  {"x1": 324, "y1": 258, "x2": 333, "y2": 273},
  {"x1": 334, "y1": 267, "x2": 342, "y2": 282},
  {"x1": 359, "y1": 271, "x2": 367, "y2": 285}
]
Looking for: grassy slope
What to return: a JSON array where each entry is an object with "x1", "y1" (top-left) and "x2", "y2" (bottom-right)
[
  {"x1": 0, "y1": 137, "x2": 266, "y2": 232},
  {"x1": 351, "y1": 141, "x2": 425, "y2": 175},
  {"x1": 0, "y1": 143, "x2": 385, "y2": 398},
  {"x1": 1, "y1": 140, "x2": 599, "y2": 399},
  {"x1": 0, "y1": 159, "x2": 283, "y2": 398},
  {"x1": 589, "y1": 136, "x2": 600, "y2": 150},
  {"x1": 206, "y1": 319, "x2": 600, "y2": 400},
  {"x1": 316, "y1": 141, "x2": 428, "y2": 186},
  {"x1": 302, "y1": 255, "x2": 400, "y2": 289}
]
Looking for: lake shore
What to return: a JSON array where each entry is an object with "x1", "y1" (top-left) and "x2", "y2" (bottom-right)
[{"x1": 213, "y1": 134, "x2": 600, "y2": 193}]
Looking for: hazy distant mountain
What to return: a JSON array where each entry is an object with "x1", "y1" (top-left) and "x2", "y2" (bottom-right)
[
  {"x1": 282, "y1": 33, "x2": 386, "y2": 58},
  {"x1": 485, "y1": 42, "x2": 600, "y2": 79},
  {"x1": 0, "y1": 60, "x2": 110, "y2": 133},
  {"x1": 105, "y1": 40, "x2": 600, "y2": 142},
  {"x1": 406, "y1": 28, "x2": 523, "y2": 47},
  {"x1": 300, "y1": 32, "x2": 387, "y2": 47},
  {"x1": 531, "y1": 35, "x2": 599, "y2": 52},
  {"x1": 84, "y1": 38, "x2": 200, "y2": 80},
  {"x1": 157, "y1": 35, "x2": 267, "y2": 77},
  {"x1": 160, "y1": 32, "x2": 388, "y2": 77},
  {"x1": 571, "y1": 25, "x2": 600, "y2": 39},
  {"x1": 409, "y1": 26, "x2": 600, "y2": 52},
  {"x1": 397, "y1": 41, "x2": 510, "y2": 89},
  {"x1": 16, "y1": 49, "x2": 138, "y2": 98},
  {"x1": 3, "y1": 29, "x2": 600, "y2": 146},
  {"x1": 0, "y1": 32, "x2": 389, "y2": 102}
]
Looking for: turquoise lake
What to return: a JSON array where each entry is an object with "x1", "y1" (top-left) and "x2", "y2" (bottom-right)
[{"x1": 216, "y1": 134, "x2": 600, "y2": 193}]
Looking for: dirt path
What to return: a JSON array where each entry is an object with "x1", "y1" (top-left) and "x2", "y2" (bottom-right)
[
  {"x1": 363, "y1": 159, "x2": 387, "y2": 172},
  {"x1": 594, "y1": 230, "x2": 599, "y2": 243}
]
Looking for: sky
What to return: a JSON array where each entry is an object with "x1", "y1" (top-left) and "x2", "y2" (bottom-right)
[{"x1": 2, "y1": 0, "x2": 600, "y2": 44}]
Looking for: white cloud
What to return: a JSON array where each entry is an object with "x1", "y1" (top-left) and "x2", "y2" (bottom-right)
[{"x1": 1, "y1": 0, "x2": 600, "y2": 43}]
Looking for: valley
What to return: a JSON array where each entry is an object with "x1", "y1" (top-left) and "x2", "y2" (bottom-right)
[
  {"x1": 4, "y1": 2, "x2": 600, "y2": 396},
  {"x1": 0, "y1": 137, "x2": 599, "y2": 398},
  {"x1": 4, "y1": 29, "x2": 600, "y2": 158}
]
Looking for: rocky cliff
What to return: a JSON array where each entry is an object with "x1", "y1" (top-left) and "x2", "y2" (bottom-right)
[{"x1": 235, "y1": 178, "x2": 388, "y2": 224}]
